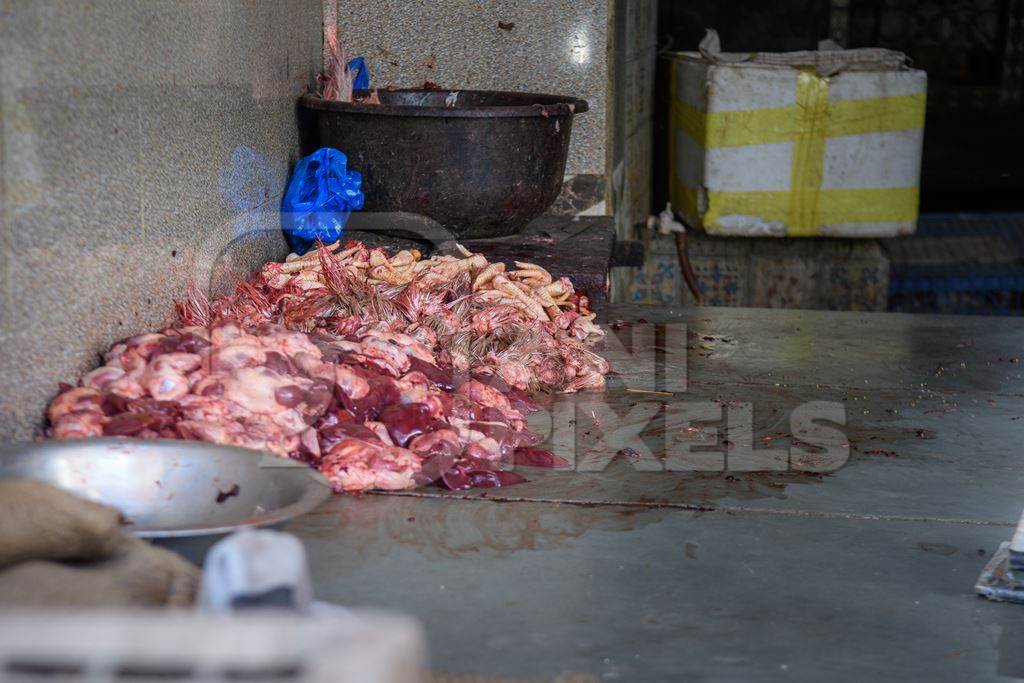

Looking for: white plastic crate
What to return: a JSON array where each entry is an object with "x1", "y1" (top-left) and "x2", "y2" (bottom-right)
[{"x1": 0, "y1": 610, "x2": 426, "y2": 683}]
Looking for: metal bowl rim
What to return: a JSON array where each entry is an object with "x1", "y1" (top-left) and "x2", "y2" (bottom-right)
[{"x1": 0, "y1": 438, "x2": 333, "y2": 539}]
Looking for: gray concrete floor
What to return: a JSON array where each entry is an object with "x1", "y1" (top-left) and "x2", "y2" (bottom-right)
[{"x1": 285, "y1": 305, "x2": 1024, "y2": 681}]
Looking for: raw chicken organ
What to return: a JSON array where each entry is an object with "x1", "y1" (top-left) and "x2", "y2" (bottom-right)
[{"x1": 45, "y1": 242, "x2": 609, "y2": 492}]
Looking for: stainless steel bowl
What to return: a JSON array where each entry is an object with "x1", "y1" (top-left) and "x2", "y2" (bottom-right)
[{"x1": 0, "y1": 439, "x2": 332, "y2": 538}]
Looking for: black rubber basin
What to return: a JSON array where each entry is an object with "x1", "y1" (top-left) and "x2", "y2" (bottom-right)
[{"x1": 300, "y1": 89, "x2": 588, "y2": 240}]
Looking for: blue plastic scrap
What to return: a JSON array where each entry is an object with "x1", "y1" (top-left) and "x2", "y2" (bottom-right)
[
  {"x1": 347, "y1": 57, "x2": 370, "y2": 90},
  {"x1": 280, "y1": 147, "x2": 364, "y2": 254}
]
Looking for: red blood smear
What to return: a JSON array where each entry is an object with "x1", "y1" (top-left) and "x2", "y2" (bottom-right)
[
  {"x1": 513, "y1": 446, "x2": 568, "y2": 468},
  {"x1": 379, "y1": 402, "x2": 435, "y2": 446},
  {"x1": 274, "y1": 385, "x2": 305, "y2": 408},
  {"x1": 104, "y1": 412, "x2": 157, "y2": 436},
  {"x1": 215, "y1": 484, "x2": 240, "y2": 503},
  {"x1": 407, "y1": 356, "x2": 455, "y2": 391}
]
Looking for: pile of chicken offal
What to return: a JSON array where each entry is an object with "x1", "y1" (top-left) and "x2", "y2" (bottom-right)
[{"x1": 46, "y1": 241, "x2": 608, "y2": 492}]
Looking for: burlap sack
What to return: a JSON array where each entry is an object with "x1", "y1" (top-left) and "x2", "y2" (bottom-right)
[{"x1": 0, "y1": 480, "x2": 199, "y2": 606}]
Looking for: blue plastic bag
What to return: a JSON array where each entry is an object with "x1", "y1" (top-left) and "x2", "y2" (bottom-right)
[
  {"x1": 281, "y1": 148, "x2": 364, "y2": 254},
  {"x1": 347, "y1": 57, "x2": 370, "y2": 90}
]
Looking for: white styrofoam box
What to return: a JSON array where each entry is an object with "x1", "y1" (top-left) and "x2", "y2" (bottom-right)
[{"x1": 669, "y1": 49, "x2": 927, "y2": 238}]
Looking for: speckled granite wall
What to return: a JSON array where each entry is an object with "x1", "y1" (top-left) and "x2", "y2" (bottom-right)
[
  {"x1": 0, "y1": 0, "x2": 322, "y2": 439},
  {"x1": 332, "y1": 0, "x2": 608, "y2": 177}
]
